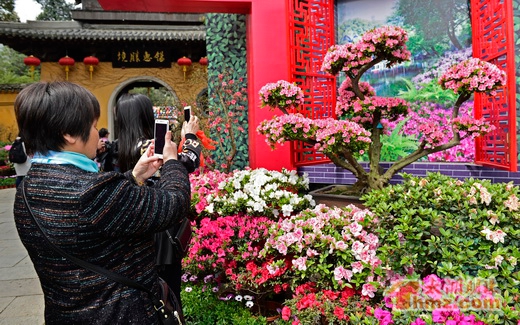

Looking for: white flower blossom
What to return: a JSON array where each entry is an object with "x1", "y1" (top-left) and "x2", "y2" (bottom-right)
[
  {"x1": 205, "y1": 203, "x2": 214, "y2": 214},
  {"x1": 281, "y1": 204, "x2": 294, "y2": 216}
]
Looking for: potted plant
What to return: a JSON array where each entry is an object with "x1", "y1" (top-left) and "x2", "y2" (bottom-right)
[{"x1": 257, "y1": 26, "x2": 505, "y2": 193}]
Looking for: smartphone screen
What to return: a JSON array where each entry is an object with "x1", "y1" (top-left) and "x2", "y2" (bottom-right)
[
  {"x1": 154, "y1": 120, "x2": 168, "y2": 157},
  {"x1": 184, "y1": 106, "x2": 191, "y2": 122}
]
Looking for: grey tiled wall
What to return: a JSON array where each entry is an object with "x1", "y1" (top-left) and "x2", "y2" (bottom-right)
[{"x1": 298, "y1": 162, "x2": 520, "y2": 185}]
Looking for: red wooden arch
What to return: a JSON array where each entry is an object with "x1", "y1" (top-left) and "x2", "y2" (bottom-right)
[{"x1": 95, "y1": 0, "x2": 293, "y2": 171}]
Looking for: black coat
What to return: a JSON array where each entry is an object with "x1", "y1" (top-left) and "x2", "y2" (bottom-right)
[{"x1": 14, "y1": 160, "x2": 190, "y2": 324}]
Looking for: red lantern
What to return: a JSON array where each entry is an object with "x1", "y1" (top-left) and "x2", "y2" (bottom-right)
[
  {"x1": 83, "y1": 56, "x2": 99, "y2": 81},
  {"x1": 58, "y1": 56, "x2": 75, "y2": 80},
  {"x1": 23, "y1": 55, "x2": 41, "y2": 80},
  {"x1": 199, "y1": 57, "x2": 208, "y2": 66},
  {"x1": 199, "y1": 57, "x2": 208, "y2": 73},
  {"x1": 177, "y1": 56, "x2": 192, "y2": 80}
]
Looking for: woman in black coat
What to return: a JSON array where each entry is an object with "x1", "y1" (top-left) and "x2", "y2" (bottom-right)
[
  {"x1": 13, "y1": 81, "x2": 189, "y2": 324},
  {"x1": 114, "y1": 93, "x2": 201, "y2": 309}
]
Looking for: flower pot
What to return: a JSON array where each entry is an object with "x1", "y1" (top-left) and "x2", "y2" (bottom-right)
[
  {"x1": 252, "y1": 300, "x2": 282, "y2": 322},
  {"x1": 310, "y1": 185, "x2": 366, "y2": 208}
]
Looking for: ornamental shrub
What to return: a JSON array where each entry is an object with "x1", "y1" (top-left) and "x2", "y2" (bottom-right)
[
  {"x1": 362, "y1": 172, "x2": 520, "y2": 318},
  {"x1": 257, "y1": 26, "x2": 505, "y2": 191}
]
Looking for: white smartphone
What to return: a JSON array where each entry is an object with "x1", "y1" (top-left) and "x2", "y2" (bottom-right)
[
  {"x1": 184, "y1": 106, "x2": 191, "y2": 122},
  {"x1": 154, "y1": 119, "x2": 169, "y2": 158}
]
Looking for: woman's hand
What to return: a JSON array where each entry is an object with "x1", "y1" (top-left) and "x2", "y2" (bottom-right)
[
  {"x1": 182, "y1": 115, "x2": 200, "y2": 136},
  {"x1": 132, "y1": 142, "x2": 162, "y2": 184},
  {"x1": 161, "y1": 130, "x2": 178, "y2": 163},
  {"x1": 97, "y1": 139, "x2": 106, "y2": 153},
  {"x1": 132, "y1": 131, "x2": 178, "y2": 184}
]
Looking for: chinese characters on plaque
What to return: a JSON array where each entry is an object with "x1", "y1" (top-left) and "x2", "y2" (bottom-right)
[{"x1": 112, "y1": 48, "x2": 171, "y2": 68}]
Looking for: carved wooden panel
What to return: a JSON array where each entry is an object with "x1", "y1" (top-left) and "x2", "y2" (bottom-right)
[
  {"x1": 289, "y1": 0, "x2": 336, "y2": 165},
  {"x1": 472, "y1": 0, "x2": 517, "y2": 171}
]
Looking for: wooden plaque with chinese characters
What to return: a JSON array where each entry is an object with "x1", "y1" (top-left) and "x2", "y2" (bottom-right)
[{"x1": 112, "y1": 47, "x2": 171, "y2": 68}]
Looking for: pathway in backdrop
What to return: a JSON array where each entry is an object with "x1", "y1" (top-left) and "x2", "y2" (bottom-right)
[{"x1": 0, "y1": 187, "x2": 44, "y2": 325}]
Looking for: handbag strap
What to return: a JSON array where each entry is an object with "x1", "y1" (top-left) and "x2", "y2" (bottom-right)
[{"x1": 21, "y1": 182, "x2": 166, "y2": 311}]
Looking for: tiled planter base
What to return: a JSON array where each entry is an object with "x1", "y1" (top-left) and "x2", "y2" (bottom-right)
[{"x1": 298, "y1": 162, "x2": 520, "y2": 186}]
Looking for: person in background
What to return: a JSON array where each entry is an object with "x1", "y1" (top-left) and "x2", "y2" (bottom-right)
[
  {"x1": 12, "y1": 137, "x2": 31, "y2": 188},
  {"x1": 95, "y1": 128, "x2": 114, "y2": 171},
  {"x1": 99, "y1": 128, "x2": 110, "y2": 142},
  {"x1": 114, "y1": 93, "x2": 201, "y2": 308},
  {"x1": 13, "y1": 81, "x2": 190, "y2": 324}
]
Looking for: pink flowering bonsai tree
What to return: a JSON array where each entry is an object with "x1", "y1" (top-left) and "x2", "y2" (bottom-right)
[{"x1": 257, "y1": 26, "x2": 506, "y2": 192}]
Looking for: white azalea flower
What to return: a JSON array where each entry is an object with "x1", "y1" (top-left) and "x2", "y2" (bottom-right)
[{"x1": 205, "y1": 203, "x2": 214, "y2": 214}]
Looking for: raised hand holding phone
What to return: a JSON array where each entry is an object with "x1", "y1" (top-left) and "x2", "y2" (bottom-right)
[
  {"x1": 154, "y1": 119, "x2": 169, "y2": 158},
  {"x1": 184, "y1": 106, "x2": 191, "y2": 122}
]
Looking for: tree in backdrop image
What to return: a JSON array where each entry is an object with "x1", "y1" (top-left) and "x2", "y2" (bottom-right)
[
  {"x1": 257, "y1": 26, "x2": 505, "y2": 192},
  {"x1": 206, "y1": 68, "x2": 248, "y2": 173}
]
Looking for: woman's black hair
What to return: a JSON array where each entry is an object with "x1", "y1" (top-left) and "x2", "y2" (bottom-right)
[
  {"x1": 114, "y1": 93, "x2": 155, "y2": 172},
  {"x1": 14, "y1": 81, "x2": 100, "y2": 156}
]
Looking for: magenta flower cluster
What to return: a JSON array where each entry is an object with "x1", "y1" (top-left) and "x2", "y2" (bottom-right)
[
  {"x1": 259, "y1": 80, "x2": 305, "y2": 111},
  {"x1": 321, "y1": 25, "x2": 411, "y2": 76},
  {"x1": 373, "y1": 274, "x2": 499, "y2": 325},
  {"x1": 381, "y1": 102, "x2": 478, "y2": 161},
  {"x1": 336, "y1": 78, "x2": 375, "y2": 116},
  {"x1": 257, "y1": 113, "x2": 372, "y2": 154},
  {"x1": 439, "y1": 58, "x2": 506, "y2": 95},
  {"x1": 183, "y1": 214, "x2": 274, "y2": 288}
]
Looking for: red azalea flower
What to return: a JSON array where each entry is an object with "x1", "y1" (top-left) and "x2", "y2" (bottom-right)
[
  {"x1": 333, "y1": 306, "x2": 346, "y2": 320},
  {"x1": 281, "y1": 306, "x2": 292, "y2": 321},
  {"x1": 323, "y1": 289, "x2": 339, "y2": 301}
]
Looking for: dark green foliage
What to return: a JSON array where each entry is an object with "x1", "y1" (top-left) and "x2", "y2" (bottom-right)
[
  {"x1": 363, "y1": 172, "x2": 520, "y2": 308},
  {"x1": 35, "y1": 0, "x2": 73, "y2": 21},
  {"x1": 398, "y1": 78, "x2": 458, "y2": 106},
  {"x1": 0, "y1": 45, "x2": 36, "y2": 84},
  {"x1": 0, "y1": 0, "x2": 19, "y2": 21}
]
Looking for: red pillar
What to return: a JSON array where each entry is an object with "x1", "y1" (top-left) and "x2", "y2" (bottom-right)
[{"x1": 96, "y1": 0, "x2": 294, "y2": 171}]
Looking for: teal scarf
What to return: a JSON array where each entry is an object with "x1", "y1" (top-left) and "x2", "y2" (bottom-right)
[{"x1": 32, "y1": 151, "x2": 99, "y2": 173}]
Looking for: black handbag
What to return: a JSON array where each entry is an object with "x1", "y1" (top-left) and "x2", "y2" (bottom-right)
[
  {"x1": 22, "y1": 183, "x2": 184, "y2": 325},
  {"x1": 165, "y1": 217, "x2": 192, "y2": 258}
]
